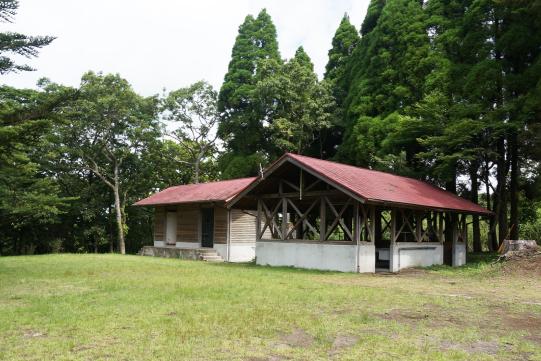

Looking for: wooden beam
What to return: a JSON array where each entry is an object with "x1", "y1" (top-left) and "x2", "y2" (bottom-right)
[
  {"x1": 324, "y1": 197, "x2": 353, "y2": 241},
  {"x1": 281, "y1": 196, "x2": 287, "y2": 240},
  {"x1": 286, "y1": 198, "x2": 319, "y2": 238},
  {"x1": 256, "y1": 198, "x2": 261, "y2": 241},
  {"x1": 416, "y1": 212, "x2": 422, "y2": 242},
  {"x1": 369, "y1": 205, "x2": 376, "y2": 242},
  {"x1": 353, "y1": 201, "x2": 360, "y2": 243},
  {"x1": 320, "y1": 196, "x2": 326, "y2": 241},
  {"x1": 253, "y1": 190, "x2": 343, "y2": 199},
  {"x1": 391, "y1": 208, "x2": 397, "y2": 243}
]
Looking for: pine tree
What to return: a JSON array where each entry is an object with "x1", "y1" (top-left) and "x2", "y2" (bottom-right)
[
  {"x1": 0, "y1": 0, "x2": 55, "y2": 74},
  {"x1": 217, "y1": 9, "x2": 281, "y2": 177}
]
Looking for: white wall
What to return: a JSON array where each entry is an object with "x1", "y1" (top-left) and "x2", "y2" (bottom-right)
[
  {"x1": 214, "y1": 243, "x2": 255, "y2": 262},
  {"x1": 453, "y1": 243, "x2": 466, "y2": 267},
  {"x1": 358, "y1": 242, "x2": 375, "y2": 273},
  {"x1": 389, "y1": 242, "x2": 443, "y2": 272},
  {"x1": 154, "y1": 241, "x2": 165, "y2": 247},
  {"x1": 256, "y1": 241, "x2": 376, "y2": 273},
  {"x1": 175, "y1": 242, "x2": 199, "y2": 249}
]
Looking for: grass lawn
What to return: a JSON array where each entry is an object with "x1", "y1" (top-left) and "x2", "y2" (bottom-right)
[{"x1": 0, "y1": 254, "x2": 540, "y2": 361}]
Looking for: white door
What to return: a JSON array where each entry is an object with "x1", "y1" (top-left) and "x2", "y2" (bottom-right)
[{"x1": 166, "y1": 211, "x2": 177, "y2": 245}]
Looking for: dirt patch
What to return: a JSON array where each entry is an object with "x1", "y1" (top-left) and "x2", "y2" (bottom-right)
[
  {"x1": 280, "y1": 328, "x2": 314, "y2": 348},
  {"x1": 23, "y1": 329, "x2": 46, "y2": 338},
  {"x1": 328, "y1": 334, "x2": 359, "y2": 356},
  {"x1": 440, "y1": 340, "x2": 500, "y2": 355},
  {"x1": 499, "y1": 250, "x2": 541, "y2": 277},
  {"x1": 502, "y1": 312, "x2": 541, "y2": 344}
]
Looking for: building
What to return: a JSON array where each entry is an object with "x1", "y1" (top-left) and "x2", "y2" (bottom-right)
[
  {"x1": 135, "y1": 153, "x2": 491, "y2": 272},
  {"x1": 134, "y1": 177, "x2": 258, "y2": 262}
]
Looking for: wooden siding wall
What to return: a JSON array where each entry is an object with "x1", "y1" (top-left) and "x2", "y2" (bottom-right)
[
  {"x1": 154, "y1": 207, "x2": 165, "y2": 241},
  {"x1": 177, "y1": 206, "x2": 199, "y2": 243},
  {"x1": 214, "y1": 207, "x2": 228, "y2": 244},
  {"x1": 230, "y1": 209, "x2": 257, "y2": 243}
]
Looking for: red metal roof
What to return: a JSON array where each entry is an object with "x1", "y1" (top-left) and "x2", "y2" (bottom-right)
[
  {"x1": 134, "y1": 177, "x2": 256, "y2": 206},
  {"x1": 284, "y1": 153, "x2": 491, "y2": 215}
]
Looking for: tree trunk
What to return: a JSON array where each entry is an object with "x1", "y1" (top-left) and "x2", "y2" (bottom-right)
[
  {"x1": 509, "y1": 131, "x2": 519, "y2": 240},
  {"x1": 194, "y1": 158, "x2": 200, "y2": 184},
  {"x1": 113, "y1": 164, "x2": 126, "y2": 255},
  {"x1": 470, "y1": 161, "x2": 482, "y2": 252},
  {"x1": 484, "y1": 160, "x2": 497, "y2": 251},
  {"x1": 495, "y1": 136, "x2": 508, "y2": 246}
]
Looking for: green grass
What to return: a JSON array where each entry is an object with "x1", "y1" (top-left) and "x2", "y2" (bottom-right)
[{"x1": 0, "y1": 254, "x2": 539, "y2": 361}]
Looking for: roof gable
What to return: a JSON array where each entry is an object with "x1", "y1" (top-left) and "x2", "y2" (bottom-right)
[{"x1": 228, "y1": 153, "x2": 491, "y2": 215}]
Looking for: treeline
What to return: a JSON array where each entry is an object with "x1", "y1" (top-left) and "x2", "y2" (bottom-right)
[
  {"x1": 1, "y1": 0, "x2": 540, "y2": 255},
  {"x1": 215, "y1": 3, "x2": 541, "y2": 250}
]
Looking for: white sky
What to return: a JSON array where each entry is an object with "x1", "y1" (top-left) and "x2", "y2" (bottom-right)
[{"x1": 2, "y1": 0, "x2": 369, "y2": 96}]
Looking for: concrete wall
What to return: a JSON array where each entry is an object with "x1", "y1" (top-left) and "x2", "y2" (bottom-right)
[
  {"x1": 453, "y1": 242, "x2": 466, "y2": 267},
  {"x1": 214, "y1": 243, "x2": 255, "y2": 262},
  {"x1": 175, "y1": 242, "x2": 200, "y2": 249},
  {"x1": 389, "y1": 242, "x2": 443, "y2": 272},
  {"x1": 154, "y1": 241, "x2": 164, "y2": 247},
  {"x1": 256, "y1": 241, "x2": 376, "y2": 273},
  {"x1": 358, "y1": 242, "x2": 376, "y2": 273}
]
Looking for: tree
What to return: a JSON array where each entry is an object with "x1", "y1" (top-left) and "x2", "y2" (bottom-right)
[
  {"x1": 255, "y1": 47, "x2": 334, "y2": 156},
  {"x1": 0, "y1": 0, "x2": 55, "y2": 74},
  {"x1": 338, "y1": 0, "x2": 433, "y2": 169},
  {"x1": 0, "y1": 82, "x2": 74, "y2": 254},
  {"x1": 162, "y1": 81, "x2": 220, "y2": 184},
  {"x1": 322, "y1": 14, "x2": 360, "y2": 158},
  {"x1": 217, "y1": 9, "x2": 281, "y2": 176},
  {"x1": 60, "y1": 72, "x2": 160, "y2": 254}
]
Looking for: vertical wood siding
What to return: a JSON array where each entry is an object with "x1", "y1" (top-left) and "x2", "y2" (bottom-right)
[
  {"x1": 154, "y1": 207, "x2": 165, "y2": 241},
  {"x1": 214, "y1": 207, "x2": 227, "y2": 244},
  {"x1": 230, "y1": 209, "x2": 257, "y2": 243},
  {"x1": 177, "y1": 205, "x2": 200, "y2": 243}
]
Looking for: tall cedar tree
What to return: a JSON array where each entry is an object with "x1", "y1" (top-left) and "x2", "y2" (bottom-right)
[
  {"x1": 322, "y1": 14, "x2": 360, "y2": 158},
  {"x1": 337, "y1": 0, "x2": 433, "y2": 172},
  {"x1": 255, "y1": 47, "x2": 334, "y2": 156},
  {"x1": 218, "y1": 9, "x2": 280, "y2": 178}
]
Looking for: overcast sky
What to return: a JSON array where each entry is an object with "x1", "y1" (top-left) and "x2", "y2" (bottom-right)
[{"x1": 2, "y1": 0, "x2": 369, "y2": 96}]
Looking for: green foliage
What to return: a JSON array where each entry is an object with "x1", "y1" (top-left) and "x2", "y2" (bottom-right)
[
  {"x1": 218, "y1": 9, "x2": 281, "y2": 161},
  {"x1": 254, "y1": 47, "x2": 334, "y2": 156},
  {"x1": 162, "y1": 81, "x2": 220, "y2": 183},
  {"x1": 0, "y1": 0, "x2": 55, "y2": 74}
]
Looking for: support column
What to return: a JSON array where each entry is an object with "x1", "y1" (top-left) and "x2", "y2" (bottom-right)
[
  {"x1": 256, "y1": 199, "x2": 261, "y2": 241},
  {"x1": 390, "y1": 208, "x2": 397, "y2": 272},
  {"x1": 320, "y1": 196, "x2": 326, "y2": 241}
]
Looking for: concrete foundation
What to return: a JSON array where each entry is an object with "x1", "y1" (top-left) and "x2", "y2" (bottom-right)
[
  {"x1": 452, "y1": 242, "x2": 466, "y2": 267},
  {"x1": 389, "y1": 242, "x2": 443, "y2": 272},
  {"x1": 140, "y1": 246, "x2": 201, "y2": 260},
  {"x1": 255, "y1": 240, "x2": 375, "y2": 273},
  {"x1": 215, "y1": 243, "x2": 255, "y2": 262}
]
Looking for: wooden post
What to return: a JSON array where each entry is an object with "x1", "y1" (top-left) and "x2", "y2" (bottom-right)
[
  {"x1": 320, "y1": 196, "x2": 326, "y2": 241},
  {"x1": 353, "y1": 202, "x2": 360, "y2": 243},
  {"x1": 369, "y1": 205, "x2": 376, "y2": 242},
  {"x1": 281, "y1": 197, "x2": 287, "y2": 241},
  {"x1": 437, "y1": 212, "x2": 444, "y2": 243},
  {"x1": 256, "y1": 198, "x2": 262, "y2": 241},
  {"x1": 226, "y1": 208, "x2": 231, "y2": 262},
  {"x1": 354, "y1": 201, "x2": 360, "y2": 272},
  {"x1": 391, "y1": 208, "x2": 397, "y2": 243},
  {"x1": 416, "y1": 212, "x2": 422, "y2": 242}
]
